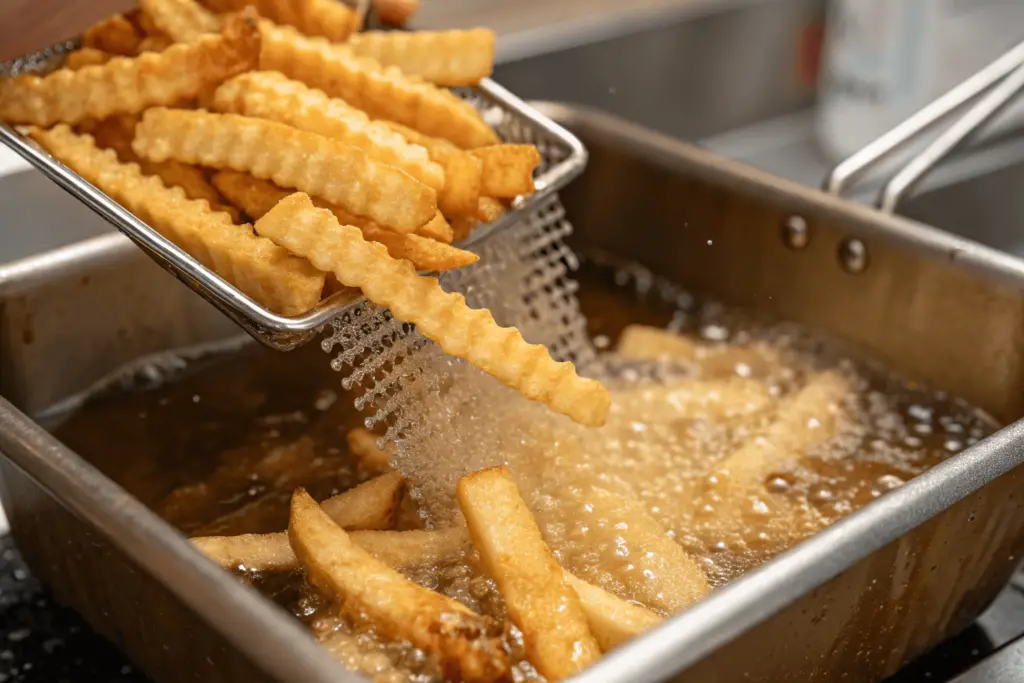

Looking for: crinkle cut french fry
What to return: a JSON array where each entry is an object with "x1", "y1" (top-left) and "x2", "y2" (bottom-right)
[
  {"x1": 65, "y1": 48, "x2": 113, "y2": 70},
  {"x1": 457, "y1": 467, "x2": 601, "y2": 680},
  {"x1": 451, "y1": 214, "x2": 479, "y2": 243},
  {"x1": 563, "y1": 572, "x2": 663, "y2": 652},
  {"x1": 381, "y1": 120, "x2": 483, "y2": 216},
  {"x1": 579, "y1": 487, "x2": 710, "y2": 614},
  {"x1": 210, "y1": 169, "x2": 287, "y2": 218},
  {"x1": 90, "y1": 114, "x2": 241, "y2": 222},
  {"x1": 375, "y1": 0, "x2": 420, "y2": 27},
  {"x1": 83, "y1": 14, "x2": 142, "y2": 56},
  {"x1": 255, "y1": 193, "x2": 611, "y2": 426},
  {"x1": 476, "y1": 196, "x2": 505, "y2": 223},
  {"x1": 139, "y1": 35, "x2": 176, "y2": 53},
  {"x1": 0, "y1": 14, "x2": 260, "y2": 127},
  {"x1": 129, "y1": 6, "x2": 169, "y2": 38},
  {"x1": 711, "y1": 371, "x2": 850, "y2": 497},
  {"x1": 193, "y1": 527, "x2": 468, "y2": 572},
  {"x1": 612, "y1": 377, "x2": 774, "y2": 424},
  {"x1": 134, "y1": 109, "x2": 436, "y2": 233},
  {"x1": 30, "y1": 126, "x2": 323, "y2": 315},
  {"x1": 140, "y1": 0, "x2": 222, "y2": 43},
  {"x1": 415, "y1": 212, "x2": 455, "y2": 243},
  {"x1": 348, "y1": 29, "x2": 496, "y2": 87},
  {"x1": 212, "y1": 171, "x2": 476, "y2": 271},
  {"x1": 212, "y1": 71, "x2": 443, "y2": 190},
  {"x1": 473, "y1": 145, "x2": 540, "y2": 198},
  {"x1": 204, "y1": 0, "x2": 362, "y2": 41},
  {"x1": 258, "y1": 22, "x2": 499, "y2": 149},
  {"x1": 289, "y1": 489, "x2": 509, "y2": 683}
]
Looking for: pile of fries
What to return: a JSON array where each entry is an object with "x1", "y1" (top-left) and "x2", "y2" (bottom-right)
[
  {"x1": 184, "y1": 323, "x2": 862, "y2": 681},
  {"x1": 0, "y1": 0, "x2": 610, "y2": 427},
  {"x1": 194, "y1": 455, "x2": 670, "y2": 682}
]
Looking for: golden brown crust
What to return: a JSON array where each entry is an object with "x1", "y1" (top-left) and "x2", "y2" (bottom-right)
[
  {"x1": 134, "y1": 108, "x2": 436, "y2": 233},
  {"x1": 348, "y1": 29, "x2": 495, "y2": 86},
  {"x1": 30, "y1": 125, "x2": 324, "y2": 315},
  {"x1": 254, "y1": 193, "x2": 611, "y2": 426},
  {"x1": 258, "y1": 22, "x2": 499, "y2": 149},
  {"x1": 0, "y1": 13, "x2": 260, "y2": 126}
]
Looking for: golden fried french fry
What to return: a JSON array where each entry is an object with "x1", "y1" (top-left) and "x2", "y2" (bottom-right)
[
  {"x1": 563, "y1": 572, "x2": 663, "y2": 651},
  {"x1": 139, "y1": 35, "x2": 175, "y2": 53},
  {"x1": 255, "y1": 193, "x2": 611, "y2": 426},
  {"x1": 193, "y1": 532, "x2": 297, "y2": 571},
  {"x1": 578, "y1": 487, "x2": 710, "y2": 614},
  {"x1": 90, "y1": 115, "x2": 241, "y2": 222},
  {"x1": 205, "y1": 0, "x2": 362, "y2": 40},
  {"x1": 211, "y1": 169, "x2": 287, "y2": 217},
  {"x1": 346, "y1": 427, "x2": 394, "y2": 473},
  {"x1": 612, "y1": 377, "x2": 773, "y2": 424},
  {"x1": 711, "y1": 371, "x2": 849, "y2": 496},
  {"x1": 193, "y1": 527, "x2": 468, "y2": 572},
  {"x1": 348, "y1": 29, "x2": 495, "y2": 87},
  {"x1": 130, "y1": 6, "x2": 169, "y2": 37},
  {"x1": 0, "y1": 14, "x2": 260, "y2": 127},
  {"x1": 473, "y1": 144, "x2": 540, "y2": 198},
  {"x1": 211, "y1": 71, "x2": 443, "y2": 190},
  {"x1": 65, "y1": 48, "x2": 113, "y2": 70},
  {"x1": 451, "y1": 215, "x2": 479, "y2": 243},
  {"x1": 457, "y1": 467, "x2": 601, "y2": 680},
  {"x1": 134, "y1": 109, "x2": 436, "y2": 233},
  {"x1": 617, "y1": 324, "x2": 700, "y2": 362},
  {"x1": 617, "y1": 325, "x2": 785, "y2": 379},
  {"x1": 374, "y1": 0, "x2": 419, "y2": 27},
  {"x1": 348, "y1": 527, "x2": 468, "y2": 569},
  {"x1": 140, "y1": 0, "x2": 222, "y2": 43},
  {"x1": 212, "y1": 171, "x2": 476, "y2": 271},
  {"x1": 476, "y1": 196, "x2": 505, "y2": 223},
  {"x1": 191, "y1": 471, "x2": 404, "y2": 570},
  {"x1": 289, "y1": 489, "x2": 509, "y2": 683},
  {"x1": 258, "y1": 22, "x2": 499, "y2": 149},
  {"x1": 383, "y1": 120, "x2": 483, "y2": 216},
  {"x1": 321, "y1": 471, "x2": 405, "y2": 531},
  {"x1": 30, "y1": 126, "x2": 323, "y2": 315},
  {"x1": 86, "y1": 114, "x2": 139, "y2": 160},
  {"x1": 415, "y1": 212, "x2": 455, "y2": 243},
  {"x1": 83, "y1": 14, "x2": 143, "y2": 56}
]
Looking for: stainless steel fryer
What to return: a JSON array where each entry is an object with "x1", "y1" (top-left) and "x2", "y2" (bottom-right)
[{"x1": 1, "y1": 103, "x2": 1023, "y2": 683}]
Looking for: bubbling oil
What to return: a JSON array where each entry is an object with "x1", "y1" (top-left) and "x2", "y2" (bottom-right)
[
  {"x1": 49, "y1": 257, "x2": 999, "y2": 682},
  {"x1": 385, "y1": 258, "x2": 998, "y2": 602}
]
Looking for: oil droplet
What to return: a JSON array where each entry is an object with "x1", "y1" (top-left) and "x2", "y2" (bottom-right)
[{"x1": 809, "y1": 485, "x2": 834, "y2": 504}]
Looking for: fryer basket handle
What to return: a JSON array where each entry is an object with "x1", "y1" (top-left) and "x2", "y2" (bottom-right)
[{"x1": 822, "y1": 39, "x2": 1024, "y2": 213}]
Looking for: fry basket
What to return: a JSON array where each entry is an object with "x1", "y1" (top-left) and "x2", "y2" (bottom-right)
[{"x1": 0, "y1": 39, "x2": 588, "y2": 350}]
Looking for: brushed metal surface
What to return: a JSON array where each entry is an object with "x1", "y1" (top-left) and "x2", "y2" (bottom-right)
[{"x1": 0, "y1": 104, "x2": 1022, "y2": 683}]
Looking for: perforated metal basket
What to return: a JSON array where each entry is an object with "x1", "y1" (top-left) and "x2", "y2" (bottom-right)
[{"x1": 0, "y1": 41, "x2": 588, "y2": 351}]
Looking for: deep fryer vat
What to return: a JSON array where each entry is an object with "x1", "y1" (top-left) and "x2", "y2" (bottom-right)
[{"x1": 0, "y1": 103, "x2": 1020, "y2": 683}]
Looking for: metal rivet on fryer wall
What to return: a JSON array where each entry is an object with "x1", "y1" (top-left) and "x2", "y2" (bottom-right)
[
  {"x1": 782, "y1": 215, "x2": 810, "y2": 250},
  {"x1": 838, "y1": 238, "x2": 869, "y2": 274}
]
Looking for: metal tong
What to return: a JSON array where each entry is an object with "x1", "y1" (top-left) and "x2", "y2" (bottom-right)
[{"x1": 824, "y1": 39, "x2": 1024, "y2": 213}]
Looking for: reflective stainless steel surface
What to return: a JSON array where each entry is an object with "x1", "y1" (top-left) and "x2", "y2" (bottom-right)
[{"x1": 2, "y1": 102, "x2": 1024, "y2": 683}]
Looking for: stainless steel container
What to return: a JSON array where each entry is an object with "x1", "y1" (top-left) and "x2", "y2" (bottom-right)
[{"x1": 1, "y1": 104, "x2": 1023, "y2": 683}]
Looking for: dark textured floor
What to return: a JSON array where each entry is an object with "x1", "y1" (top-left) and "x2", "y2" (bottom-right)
[{"x1": 0, "y1": 534, "x2": 1020, "y2": 683}]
